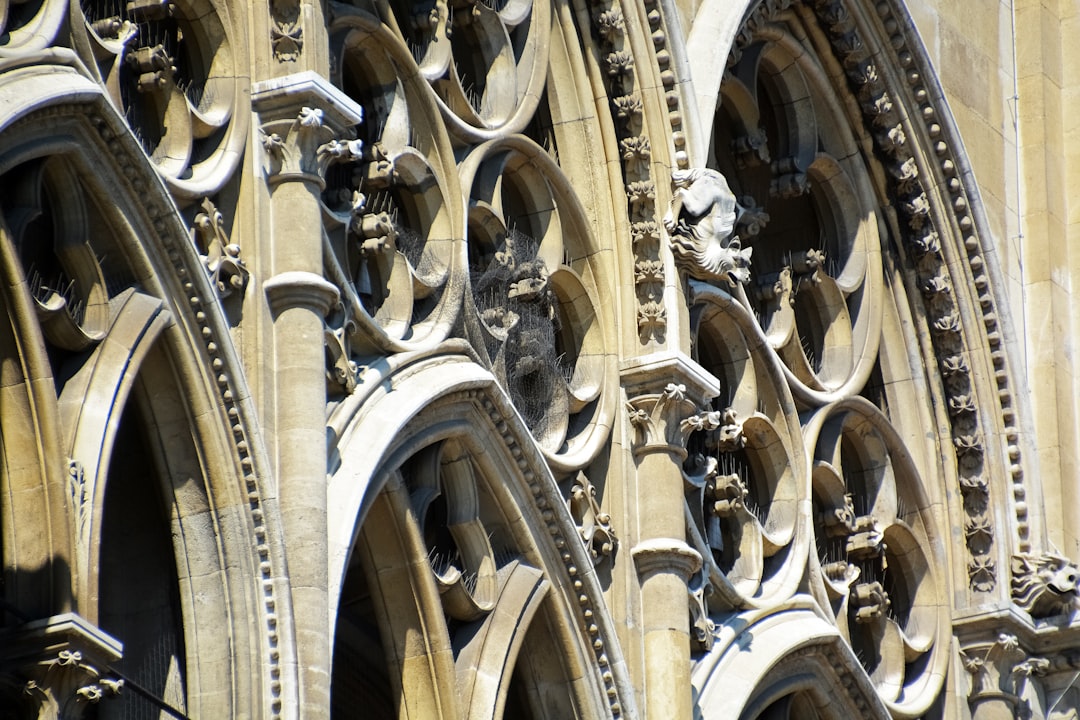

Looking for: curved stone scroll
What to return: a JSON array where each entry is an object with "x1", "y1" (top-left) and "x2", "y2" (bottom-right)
[
  {"x1": 684, "y1": 282, "x2": 809, "y2": 611},
  {"x1": 322, "y1": 11, "x2": 466, "y2": 356},
  {"x1": 74, "y1": 0, "x2": 249, "y2": 200},
  {"x1": 383, "y1": 0, "x2": 551, "y2": 140},
  {"x1": 458, "y1": 135, "x2": 616, "y2": 473}
]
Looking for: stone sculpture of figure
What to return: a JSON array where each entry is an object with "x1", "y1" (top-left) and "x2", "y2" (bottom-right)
[{"x1": 663, "y1": 168, "x2": 753, "y2": 287}]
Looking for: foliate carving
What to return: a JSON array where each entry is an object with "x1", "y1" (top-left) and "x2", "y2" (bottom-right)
[
  {"x1": 324, "y1": 302, "x2": 358, "y2": 394},
  {"x1": 270, "y1": 0, "x2": 303, "y2": 61},
  {"x1": 626, "y1": 383, "x2": 712, "y2": 457},
  {"x1": 613, "y1": 95, "x2": 643, "y2": 121},
  {"x1": 260, "y1": 106, "x2": 363, "y2": 185},
  {"x1": 192, "y1": 199, "x2": 248, "y2": 299},
  {"x1": 961, "y1": 634, "x2": 1048, "y2": 719},
  {"x1": 1011, "y1": 553, "x2": 1080, "y2": 618},
  {"x1": 620, "y1": 136, "x2": 652, "y2": 174},
  {"x1": 968, "y1": 556, "x2": 997, "y2": 593},
  {"x1": 0, "y1": 615, "x2": 125, "y2": 719},
  {"x1": 568, "y1": 472, "x2": 617, "y2": 565},
  {"x1": 664, "y1": 168, "x2": 752, "y2": 288},
  {"x1": 67, "y1": 460, "x2": 91, "y2": 558},
  {"x1": 688, "y1": 570, "x2": 715, "y2": 652},
  {"x1": 606, "y1": 51, "x2": 634, "y2": 78}
]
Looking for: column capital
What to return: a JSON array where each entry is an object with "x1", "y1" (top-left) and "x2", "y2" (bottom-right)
[
  {"x1": 252, "y1": 72, "x2": 365, "y2": 186},
  {"x1": 0, "y1": 613, "x2": 124, "y2": 718},
  {"x1": 621, "y1": 352, "x2": 720, "y2": 458},
  {"x1": 960, "y1": 633, "x2": 1048, "y2": 719}
]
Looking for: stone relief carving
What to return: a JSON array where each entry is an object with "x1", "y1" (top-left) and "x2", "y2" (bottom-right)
[
  {"x1": 270, "y1": 0, "x2": 303, "y2": 61},
  {"x1": 568, "y1": 472, "x2": 617, "y2": 566},
  {"x1": 1011, "y1": 553, "x2": 1080, "y2": 618},
  {"x1": 191, "y1": 198, "x2": 248, "y2": 299},
  {"x1": 664, "y1": 168, "x2": 752, "y2": 288}
]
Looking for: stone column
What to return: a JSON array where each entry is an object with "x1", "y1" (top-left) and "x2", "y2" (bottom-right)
[
  {"x1": 623, "y1": 354, "x2": 718, "y2": 720},
  {"x1": 0, "y1": 613, "x2": 124, "y2": 719},
  {"x1": 252, "y1": 72, "x2": 363, "y2": 716}
]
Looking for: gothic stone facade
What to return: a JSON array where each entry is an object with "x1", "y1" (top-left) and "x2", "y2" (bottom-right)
[{"x1": 1, "y1": 0, "x2": 1079, "y2": 718}]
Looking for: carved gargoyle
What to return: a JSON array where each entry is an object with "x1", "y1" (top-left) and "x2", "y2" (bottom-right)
[
  {"x1": 1011, "y1": 552, "x2": 1080, "y2": 618},
  {"x1": 663, "y1": 168, "x2": 753, "y2": 287}
]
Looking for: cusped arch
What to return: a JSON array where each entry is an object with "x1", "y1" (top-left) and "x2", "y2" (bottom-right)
[
  {"x1": 327, "y1": 346, "x2": 633, "y2": 719},
  {"x1": 691, "y1": 598, "x2": 891, "y2": 720}
]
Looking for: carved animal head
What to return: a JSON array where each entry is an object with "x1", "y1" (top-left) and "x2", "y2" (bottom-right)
[{"x1": 1011, "y1": 552, "x2": 1080, "y2": 618}]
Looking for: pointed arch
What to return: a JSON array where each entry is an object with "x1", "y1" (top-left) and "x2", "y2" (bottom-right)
[
  {"x1": 0, "y1": 66, "x2": 291, "y2": 717},
  {"x1": 327, "y1": 345, "x2": 634, "y2": 719}
]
